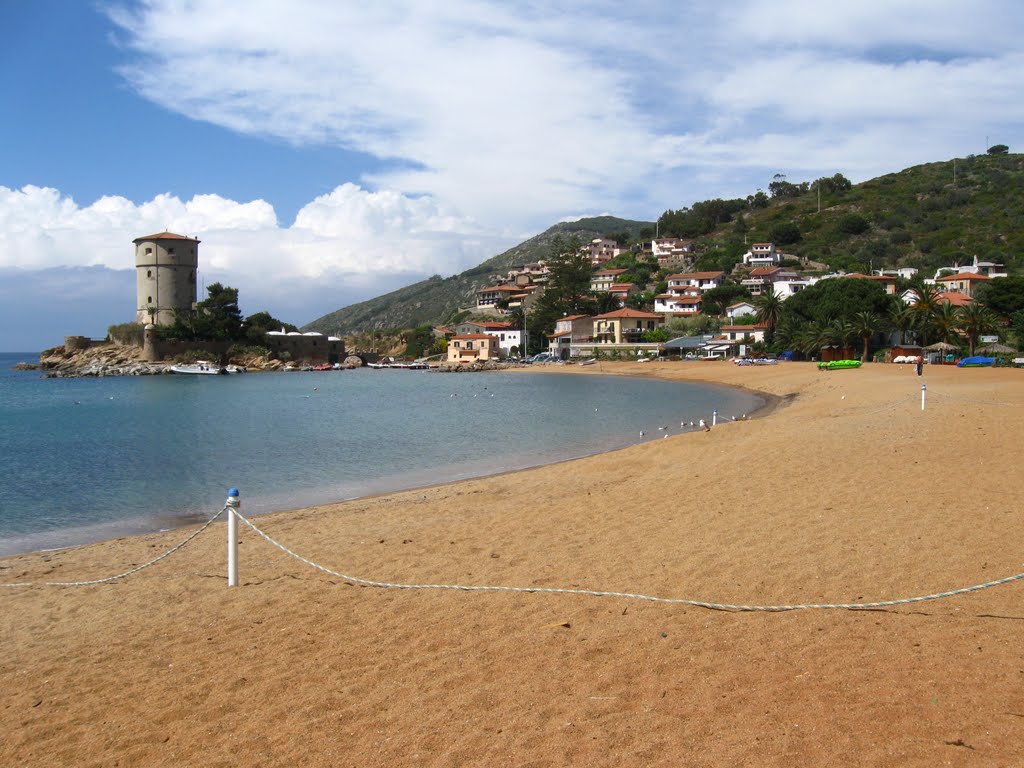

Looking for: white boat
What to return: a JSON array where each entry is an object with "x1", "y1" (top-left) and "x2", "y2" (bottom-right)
[
  {"x1": 224, "y1": 364, "x2": 247, "y2": 374},
  {"x1": 169, "y1": 361, "x2": 225, "y2": 375}
]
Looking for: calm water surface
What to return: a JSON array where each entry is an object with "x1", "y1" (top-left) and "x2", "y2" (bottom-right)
[{"x1": 0, "y1": 352, "x2": 762, "y2": 555}]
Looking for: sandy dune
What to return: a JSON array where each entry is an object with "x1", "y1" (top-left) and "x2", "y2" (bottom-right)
[{"x1": 2, "y1": 360, "x2": 1022, "y2": 766}]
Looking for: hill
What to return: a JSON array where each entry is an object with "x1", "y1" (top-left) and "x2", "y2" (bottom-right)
[
  {"x1": 683, "y1": 153, "x2": 1024, "y2": 276},
  {"x1": 302, "y1": 216, "x2": 653, "y2": 335}
]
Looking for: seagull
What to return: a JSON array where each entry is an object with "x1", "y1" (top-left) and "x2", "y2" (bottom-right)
[
  {"x1": 699, "y1": 419, "x2": 710, "y2": 432},
  {"x1": 639, "y1": 430, "x2": 645, "y2": 437},
  {"x1": 663, "y1": 434, "x2": 669, "y2": 439},
  {"x1": 658, "y1": 426, "x2": 666, "y2": 431}
]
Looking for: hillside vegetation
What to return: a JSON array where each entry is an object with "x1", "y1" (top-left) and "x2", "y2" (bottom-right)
[{"x1": 305, "y1": 154, "x2": 1024, "y2": 336}]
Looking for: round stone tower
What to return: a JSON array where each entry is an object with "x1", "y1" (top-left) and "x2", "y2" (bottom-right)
[{"x1": 134, "y1": 232, "x2": 200, "y2": 325}]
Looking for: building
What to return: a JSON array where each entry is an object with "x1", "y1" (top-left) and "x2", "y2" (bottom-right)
[
  {"x1": 453, "y1": 320, "x2": 521, "y2": 357},
  {"x1": 134, "y1": 232, "x2": 200, "y2": 325},
  {"x1": 592, "y1": 308, "x2": 664, "y2": 345},
  {"x1": 935, "y1": 272, "x2": 991, "y2": 297},
  {"x1": 587, "y1": 238, "x2": 624, "y2": 266},
  {"x1": 665, "y1": 271, "x2": 725, "y2": 293},
  {"x1": 546, "y1": 315, "x2": 596, "y2": 359},
  {"x1": 447, "y1": 334, "x2": 499, "y2": 365},
  {"x1": 590, "y1": 268, "x2": 628, "y2": 292}
]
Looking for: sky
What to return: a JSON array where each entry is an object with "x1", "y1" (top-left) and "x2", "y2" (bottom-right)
[{"x1": 2, "y1": 0, "x2": 1024, "y2": 351}]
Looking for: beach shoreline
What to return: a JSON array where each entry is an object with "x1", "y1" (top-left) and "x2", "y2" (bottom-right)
[{"x1": 3, "y1": 360, "x2": 1023, "y2": 766}]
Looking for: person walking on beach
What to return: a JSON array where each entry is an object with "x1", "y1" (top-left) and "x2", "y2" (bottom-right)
[{"x1": 916, "y1": 355, "x2": 924, "y2": 376}]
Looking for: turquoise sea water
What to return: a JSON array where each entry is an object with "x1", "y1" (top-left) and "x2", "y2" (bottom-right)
[{"x1": 0, "y1": 352, "x2": 762, "y2": 555}]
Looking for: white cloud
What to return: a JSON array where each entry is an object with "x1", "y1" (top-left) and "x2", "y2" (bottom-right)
[{"x1": 104, "y1": 0, "x2": 1024, "y2": 222}]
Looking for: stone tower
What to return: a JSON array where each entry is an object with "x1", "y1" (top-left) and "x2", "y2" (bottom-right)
[{"x1": 134, "y1": 232, "x2": 200, "y2": 325}]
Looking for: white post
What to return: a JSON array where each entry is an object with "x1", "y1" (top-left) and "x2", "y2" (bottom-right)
[
  {"x1": 921, "y1": 383, "x2": 926, "y2": 411},
  {"x1": 712, "y1": 409, "x2": 718, "y2": 426},
  {"x1": 226, "y1": 488, "x2": 239, "y2": 587}
]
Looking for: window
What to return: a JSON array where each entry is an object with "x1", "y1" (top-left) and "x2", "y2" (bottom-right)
[
  {"x1": 147, "y1": 270, "x2": 152, "y2": 278},
  {"x1": 168, "y1": 248, "x2": 175, "y2": 255},
  {"x1": 147, "y1": 296, "x2": 153, "y2": 303},
  {"x1": 145, "y1": 247, "x2": 153, "y2": 255}
]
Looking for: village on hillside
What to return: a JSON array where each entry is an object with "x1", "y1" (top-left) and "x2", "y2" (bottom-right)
[{"x1": 442, "y1": 235, "x2": 1016, "y2": 366}]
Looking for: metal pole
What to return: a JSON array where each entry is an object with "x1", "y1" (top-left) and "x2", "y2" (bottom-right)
[
  {"x1": 226, "y1": 488, "x2": 239, "y2": 587},
  {"x1": 712, "y1": 409, "x2": 718, "y2": 426},
  {"x1": 921, "y1": 383, "x2": 927, "y2": 411}
]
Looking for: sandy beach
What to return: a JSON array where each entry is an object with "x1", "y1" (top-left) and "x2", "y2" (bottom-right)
[{"x1": 2, "y1": 360, "x2": 1022, "y2": 767}]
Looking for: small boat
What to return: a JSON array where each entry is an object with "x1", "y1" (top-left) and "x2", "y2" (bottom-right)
[
  {"x1": 956, "y1": 356, "x2": 995, "y2": 368},
  {"x1": 224, "y1": 364, "x2": 246, "y2": 374},
  {"x1": 169, "y1": 361, "x2": 225, "y2": 375},
  {"x1": 579, "y1": 358, "x2": 597, "y2": 366},
  {"x1": 818, "y1": 359, "x2": 862, "y2": 370}
]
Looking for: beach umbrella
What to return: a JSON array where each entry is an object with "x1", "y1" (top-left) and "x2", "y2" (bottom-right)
[
  {"x1": 924, "y1": 341, "x2": 958, "y2": 352},
  {"x1": 976, "y1": 342, "x2": 1015, "y2": 354}
]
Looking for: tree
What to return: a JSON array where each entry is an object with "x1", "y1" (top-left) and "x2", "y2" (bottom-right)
[
  {"x1": 889, "y1": 303, "x2": 917, "y2": 345},
  {"x1": 701, "y1": 284, "x2": 752, "y2": 316},
  {"x1": 908, "y1": 285, "x2": 944, "y2": 346},
  {"x1": 931, "y1": 302, "x2": 960, "y2": 345},
  {"x1": 851, "y1": 310, "x2": 882, "y2": 362},
  {"x1": 974, "y1": 276, "x2": 1024, "y2": 316},
  {"x1": 769, "y1": 221, "x2": 801, "y2": 245},
  {"x1": 754, "y1": 288, "x2": 784, "y2": 345},
  {"x1": 956, "y1": 303, "x2": 999, "y2": 355},
  {"x1": 529, "y1": 236, "x2": 590, "y2": 337},
  {"x1": 781, "y1": 277, "x2": 892, "y2": 329},
  {"x1": 244, "y1": 311, "x2": 297, "y2": 342},
  {"x1": 987, "y1": 144, "x2": 1009, "y2": 155}
]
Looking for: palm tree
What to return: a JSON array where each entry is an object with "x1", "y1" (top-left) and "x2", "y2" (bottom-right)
[
  {"x1": 829, "y1": 318, "x2": 858, "y2": 359},
  {"x1": 931, "y1": 302, "x2": 960, "y2": 346},
  {"x1": 798, "y1": 321, "x2": 831, "y2": 359},
  {"x1": 956, "y1": 303, "x2": 1000, "y2": 355},
  {"x1": 851, "y1": 310, "x2": 881, "y2": 362},
  {"x1": 754, "y1": 288, "x2": 784, "y2": 345},
  {"x1": 910, "y1": 285, "x2": 944, "y2": 346},
  {"x1": 889, "y1": 303, "x2": 917, "y2": 345}
]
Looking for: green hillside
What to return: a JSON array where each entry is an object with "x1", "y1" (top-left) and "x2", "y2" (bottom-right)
[
  {"x1": 303, "y1": 216, "x2": 653, "y2": 335},
  {"x1": 681, "y1": 153, "x2": 1024, "y2": 276}
]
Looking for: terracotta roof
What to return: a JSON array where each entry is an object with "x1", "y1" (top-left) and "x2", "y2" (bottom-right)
[
  {"x1": 560, "y1": 314, "x2": 589, "y2": 321},
  {"x1": 477, "y1": 284, "x2": 521, "y2": 293},
  {"x1": 593, "y1": 308, "x2": 663, "y2": 319},
  {"x1": 472, "y1": 322, "x2": 512, "y2": 330},
  {"x1": 609, "y1": 283, "x2": 634, "y2": 291},
  {"x1": 937, "y1": 291, "x2": 973, "y2": 306},
  {"x1": 657, "y1": 295, "x2": 701, "y2": 304},
  {"x1": 937, "y1": 272, "x2": 991, "y2": 282},
  {"x1": 666, "y1": 271, "x2": 724, "y2": 280},
  {"x1": 548, "y1": 330, "x2": 571, "y2": 338},
  {"x1": 132, "y1": 232, "x2": 199, "y2": 243}
]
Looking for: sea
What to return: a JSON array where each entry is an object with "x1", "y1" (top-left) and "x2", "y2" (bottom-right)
[{"x1": 0, "y1": 352, "x2": 763, "y2": 556}]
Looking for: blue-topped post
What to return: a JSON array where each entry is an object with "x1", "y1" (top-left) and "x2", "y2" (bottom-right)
[
  {"x1": 226, "y1": 488, "x2": 240, "y2": 587},
  {"x1": 921, "y1": 383, "x2": 927, "y2": 411}
]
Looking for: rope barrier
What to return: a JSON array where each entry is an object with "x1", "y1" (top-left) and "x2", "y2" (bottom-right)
[
  {"x1": 0, "y1": 505, "x2": 227, "y2": 588},
  {"x1": 925, "y1": 390, "x2": 1013, "y2": 408},
  {"x1": 233, "y1": 511, "x2": 1024, "y2": 612}
]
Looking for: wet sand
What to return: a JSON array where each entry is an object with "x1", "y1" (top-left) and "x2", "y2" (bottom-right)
[{"x1": 2, "y1": 361, "x2": 1023, "y2": 766}]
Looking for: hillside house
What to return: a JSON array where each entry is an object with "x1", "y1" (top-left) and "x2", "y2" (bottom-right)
[
  {"x1": 725, "y1": 301, "x2": 758, "y2": 322},
  {"x1": 587, "y1": 238, "x2": 624, "y2": 266},
  {"x1": 546, "y1": 314, "x2": 596, "y2": 359},
  {"x1": 665, "y1": 271, "x2": 725, "y2": 293},
  {"x1": 935, "y1": 272, "x2": 991, "y2": 297},
  {"x1": 590, "y1": 268, "x2": 628, "y2": 292},
  {"x1": 592, "y1": 308, "x2": 664, "y2": 345}
]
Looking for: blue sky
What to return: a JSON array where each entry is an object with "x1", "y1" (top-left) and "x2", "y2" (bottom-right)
[{"x1": 3, "y1": 0, "x2": 1024, "y2": 351}]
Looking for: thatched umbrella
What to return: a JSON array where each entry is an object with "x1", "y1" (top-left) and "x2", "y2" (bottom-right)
[
  {"x1": 924, "y1": 341, "x2": 958, "y2": 352},
  {"x1": 976, "y1": 342, "x2": 1015, "y2": 355}
]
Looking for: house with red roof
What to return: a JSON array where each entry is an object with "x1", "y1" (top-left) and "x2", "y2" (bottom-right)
[{"x1": 447, "y1": 334, "x2": 499, "y2": 365}]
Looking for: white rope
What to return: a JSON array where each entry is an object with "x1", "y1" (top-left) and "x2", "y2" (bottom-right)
[
  {"x1": 0, "y1": 505, "x2": 227, "y2": 588},
  {"x1": 234, "y1": 512, "x2": 1024, "y2": 612}
]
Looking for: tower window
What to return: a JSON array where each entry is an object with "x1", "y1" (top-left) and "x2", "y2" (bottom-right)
[
  {"x1": 147, "y1": 296, "x2": 152, "y2": 303},
  {"x1": 168, "y1": 247, "x2": 175, "y2": 254},
  {"x1": 145, "y1": 247, "x2": 153, "y2": 254},
  {"x1": 147, "y1": 270, "x2": 152, "y2": 278}
]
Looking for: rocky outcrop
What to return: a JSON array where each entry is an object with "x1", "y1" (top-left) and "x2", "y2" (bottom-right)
[{"x1": 23, "y1": 343, "x2": 288, "y2": 377}]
